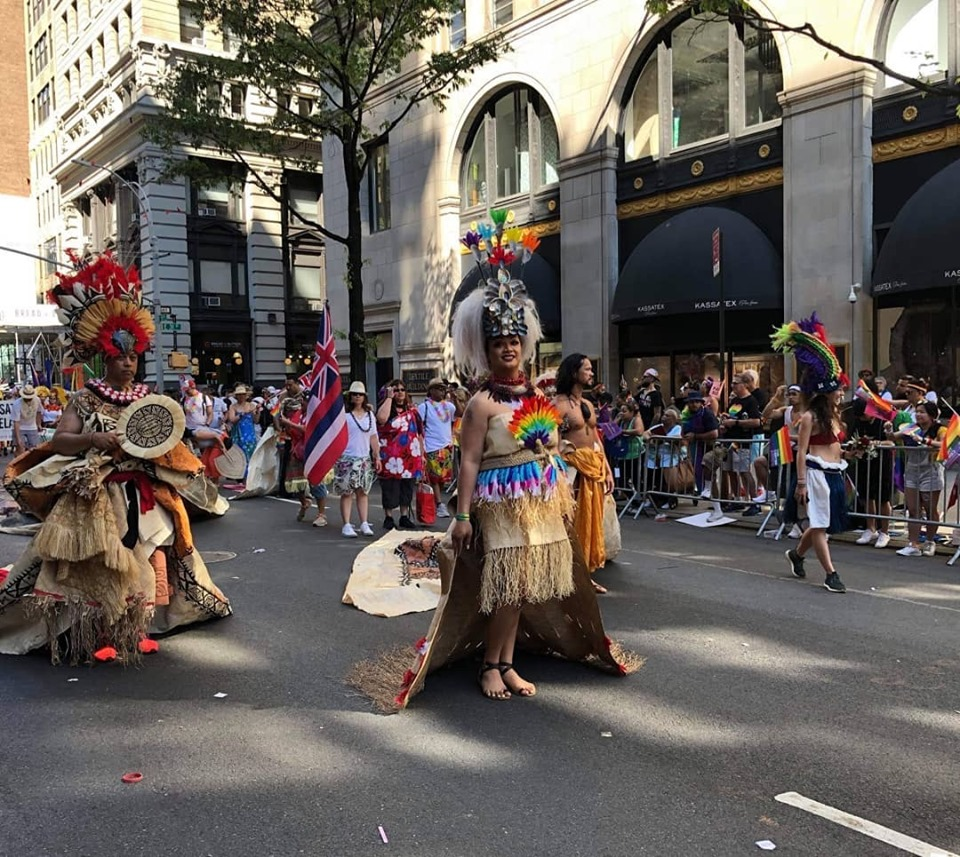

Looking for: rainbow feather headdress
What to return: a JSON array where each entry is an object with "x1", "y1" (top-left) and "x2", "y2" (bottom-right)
[
  {"x1": 771, "y1": 313, "x2": 848, "y2": 395},
  {"x1": 461, "y1": 209, "x2": 541, "y2": 339},
  {"x1": 48, "y1": 250, "x2": 155, "y2": 362}
]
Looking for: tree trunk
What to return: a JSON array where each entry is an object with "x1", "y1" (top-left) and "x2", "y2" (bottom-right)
[{"x1": 341, "y1": 146, "x2": 367, "y2": 383}]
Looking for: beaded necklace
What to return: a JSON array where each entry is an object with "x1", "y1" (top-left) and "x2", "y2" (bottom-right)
[
  {"x1": 349, "y1": 409, "x2": 373, "y2": 432},
  {"x1": 87, "y1": 378, "x2": 151, "y2": 406},
  {"x1": 480, "y1": 373, "x2": 534, "y2": 404}
]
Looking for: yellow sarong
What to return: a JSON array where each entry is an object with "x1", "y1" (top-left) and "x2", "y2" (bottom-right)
[{"x1": 563, "y1": 446, "x2": 607, "y2": 573}]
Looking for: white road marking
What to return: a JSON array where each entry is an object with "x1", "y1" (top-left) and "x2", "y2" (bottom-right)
[
  {"x1": 266, "y1": 496, "x2": 301, "y2": 505},
  {"x1": 619, "y1": 547, "x2": 960, "y2": 615},
  {"x1": 775, "y1": 792, "x2": 958, "y2": 856}
]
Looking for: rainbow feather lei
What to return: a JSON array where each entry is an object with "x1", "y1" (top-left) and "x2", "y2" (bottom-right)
[{"x1": 508, "y1": 396, "x2": 561, "y2": 451}]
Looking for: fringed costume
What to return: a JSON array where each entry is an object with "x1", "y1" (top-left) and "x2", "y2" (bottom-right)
[
  {"x1": 0, "y1": 252, "x2": 231, "y2": 663},
  {"x1": 349, "y1": 210, "x2": 639, "y2": 711}
]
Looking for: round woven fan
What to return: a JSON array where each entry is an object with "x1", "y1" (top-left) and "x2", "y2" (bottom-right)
[
  {"x1": 115, "y1": 394, "x2": 185, "y2": 460},
  {"x1": 214, "y1": 444, "x2": 247, "y2": 480}
]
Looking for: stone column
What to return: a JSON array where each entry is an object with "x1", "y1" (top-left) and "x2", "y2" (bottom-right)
[
  {"x1": 557, "y1": 146, "x2": 619, "y2": 384},
  {"x1": 780, "y1": 69, "x2": 875, "y2": 379}
]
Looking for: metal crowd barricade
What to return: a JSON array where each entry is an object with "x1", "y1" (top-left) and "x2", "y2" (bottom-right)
[{"x1": 607, "y1": 434, "x2": 643, "y2": 518}]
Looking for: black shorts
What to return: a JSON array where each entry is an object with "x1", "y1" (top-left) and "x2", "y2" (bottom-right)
[{"x1": 380, "y1": 478, "x2": 414, "y2": 510}]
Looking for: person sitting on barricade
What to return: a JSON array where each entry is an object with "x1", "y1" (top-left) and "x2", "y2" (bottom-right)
[
  {"x1": 887, "y1": 401, "x2": 947, "y2": 557},
  {"x1": 682, "y1": 391, "x2": 718, "y2": 498}
]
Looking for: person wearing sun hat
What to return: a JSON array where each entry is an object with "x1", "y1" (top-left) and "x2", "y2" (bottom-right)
[
  {"x1": 226, "y1": 383, "x2": 260, "y2": 475},
  {"x1": 12, "y1": 384, "x2": 42, "y2": 453},
  {"x1": 0, "y1": 251, "x2": 231, "y2": 664}
]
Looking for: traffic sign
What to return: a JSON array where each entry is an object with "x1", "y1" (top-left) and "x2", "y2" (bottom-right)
[
  {"x1": 161, "y1": 322, "x2": 182, "y2": 332},
  {"x1": 160, "y1": 305, "x2": 172, "y2": 314}
]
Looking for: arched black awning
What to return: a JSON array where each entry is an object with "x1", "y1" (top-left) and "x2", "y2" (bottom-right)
[
  {"x1": 612, "y1": 207, "x2": 782, "y2": 321},
  {"x1": 873, "y1": 158, "x2": 960, "y2": 297},
  {"x1": 450, "y1": 254, "x2": 561, "y2": 337}
]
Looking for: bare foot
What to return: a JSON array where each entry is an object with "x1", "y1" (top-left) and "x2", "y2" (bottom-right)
[
  {"x1": 592, "y1": 580, "x2": 608, "y2": 594},
  {"x1": 479, "y1": 663, "x2": 511, "y2": 700},
  {"x1": 498, "y1": 663, "x2": 536, "y2": 697}
]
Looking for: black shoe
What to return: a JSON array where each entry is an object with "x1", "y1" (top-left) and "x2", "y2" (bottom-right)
[
  {"x1": 742, "y1": 504, "x2": 761, "y2": 517},
  {"x1": 721, "y1": 502, "x2": 738, "y2": 513},
  {"x1": 823, "y1": 572, "x2": 846, "y2": 593},
  {"x1": 398, "y1": 515, "x2": 416, "y2": 530},
  {"x1": 785, "y1": 549, "x2": 806, "y2": 578},
  {"x1": 383, "y1": 516, "x2": 396, "y2": 531}
]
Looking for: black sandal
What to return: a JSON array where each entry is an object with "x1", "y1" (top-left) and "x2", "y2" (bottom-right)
[
  {"x1": 478, "y1": 662, "x2": 510, "y2": 700},
  {"x1": 498, "y1": 662, "x2": 536, "y2": 698}
]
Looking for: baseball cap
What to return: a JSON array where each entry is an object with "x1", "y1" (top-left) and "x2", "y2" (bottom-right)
[
  {"x1": 643, "y1": 368, "x2": 659, "y2": 379},
  {"x1": 685, "y1": 391, "x2": 703, "y2": 402}
]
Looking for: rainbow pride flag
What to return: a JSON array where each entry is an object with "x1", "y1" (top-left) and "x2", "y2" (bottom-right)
[
  {"x1": 938, "y1": 413, "x2": 960, "y2": 462},
  {"x1": 898, "y1": 422, "x2": 924, "y2": 445},
  {"x1": 854, "y1": 380, "x2": 896, "y2": 422},
  {"x1": 774, "y1": 424, "x2": 794, "y2": 464}
]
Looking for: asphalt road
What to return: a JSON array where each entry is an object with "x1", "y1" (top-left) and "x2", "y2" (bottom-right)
[{"x1": 1, "y1": 495, "x2": 958, "y2": 857}]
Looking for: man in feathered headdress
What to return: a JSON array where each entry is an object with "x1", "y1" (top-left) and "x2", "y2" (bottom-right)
[{"x1": 0, "y1": 252, "x2": 232, "y2": 664}]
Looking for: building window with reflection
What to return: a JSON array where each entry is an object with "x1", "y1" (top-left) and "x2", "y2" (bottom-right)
[
  {"x1": 450, "y1": 2, "x2": 466, "y2": 48},
  {"x1": 883, "y1": 0, "x2": 949, "y2": 87},
  {"x1": 368, "y1": 140, "x2": 391, "y2": 232},
  {"x1": 460, "y1": 86, "x2": 559, "y2": 211},
  {"x1": 190, "y1": 174, "x2": 245, "y2": 222},
  {"x1": 284, "y1": 172, "x2": 326, "y2": 314},
  {"x1": 623, "y1": 16, "x2": 782, "y2": 162},
  {"x1": 493, "y1": 0, "x2": 512, "y2": 28}
]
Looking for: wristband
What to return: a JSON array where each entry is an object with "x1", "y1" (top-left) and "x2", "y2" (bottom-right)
[{"x1": 455, "y1": 513, "x2": 470, "y2": 522}]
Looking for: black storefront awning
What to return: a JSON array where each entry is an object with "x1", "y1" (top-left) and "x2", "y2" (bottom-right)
[
  {"x1": 612, "y1": 206, "x2": 782, "y2": 321},
  {"x1": 450, "y1": 254, "x2": 561, "y2": 337},
  {"x1": 872, "y1": 158, "x2": 960, "y2": 297}
]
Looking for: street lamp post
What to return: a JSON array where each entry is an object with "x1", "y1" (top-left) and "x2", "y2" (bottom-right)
[{"x1": 71, "y1": 158, "x2": 166, "y2": 393}]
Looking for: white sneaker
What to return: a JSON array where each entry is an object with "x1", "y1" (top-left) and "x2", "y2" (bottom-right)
[
  {"x1": 788, "y1": 524, "x2": 802, "y2": 539},
  {"x1": 921, "y1": 542, "x2": 937, "y2": 557},
  {"x1": 341, "y1": 523, "x2": 358, "y2": 538},
  {"x1": 855, "y1": 530, "x2": 878, "y2": 545},
  {"x1": 896, "y1": 545, "x2": 921, "y2": 557},
  {"x1": 753, "y1": 492, "x2": 767, "y2": 504},
  {"x1": 359, "y1": 522, "x2": 375, "y2": 537},
  {"x1": 436, "y1": 504, "x2": 450, "y2": 518},
  {"x1": 700, "y1": 488, "x2": 712, "y2": 499},
  {"x1": 874, "y1": 531, "x2": 891, "y2": 549}
]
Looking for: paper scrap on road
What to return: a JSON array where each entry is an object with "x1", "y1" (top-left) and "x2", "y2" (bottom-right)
[
  {"x1": 252, "y1": 548, "x2": 266, "y2": 554},
  {"x1": 213, "y1": 692, "x2": 228, "y2": 698},
  {"x1": 775, "y1": 792, "x2": 960, "y2": 857},
  {"x1": 600, "y1": 731, "x2": 613, "y2": 738},
  {"x1": 755, "y1": 841, "x2": 776, "y2": 851},
  {"x1": 378, "y1": 825, "x2": 388, "y2": 844},
  {"x1": 67, "y1": 678, "x2": 79, "y2": 682},
  {"x1": 676, "y1": 511, "x2": 736, "y2": 528}
]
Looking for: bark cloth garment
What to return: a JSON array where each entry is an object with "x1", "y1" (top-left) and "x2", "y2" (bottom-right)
[
  {"x1": 0, "y1": 387, "x2": 232, "y2": 663},
  {"x1": 348, "y1": 412, "x2": 640, "y2": 712},
  {"x1": 561, "y1": 445, "x2": 608, "y2": 573}
]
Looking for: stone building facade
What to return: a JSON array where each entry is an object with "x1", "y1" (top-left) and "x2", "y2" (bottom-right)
[
  {"x1": 22, "y1": 0, "x2": 323, "y2": 387},
  {"x1": 323, "y1": 0, "x2": 960, "y2": 400}
]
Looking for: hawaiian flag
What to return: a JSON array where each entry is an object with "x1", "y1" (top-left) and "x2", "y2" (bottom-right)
[{"x1": 303, "y1": 302, "x2": 348, "y2": 484}]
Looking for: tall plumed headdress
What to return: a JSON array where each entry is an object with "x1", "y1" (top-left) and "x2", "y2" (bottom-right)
[
  {"x1": 452, "y1": 210, "x2": 543, "y2": 375},
  {"x1": 770, "y1": 313, "x2": 849, "y2": 395},
  {"x1": 48, "y1": 250, "x2": 155, "y2": 362}
]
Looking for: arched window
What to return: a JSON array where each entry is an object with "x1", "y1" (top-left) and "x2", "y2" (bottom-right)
[
  {"x1": 883, "y1": 0, "x2": 949, "y2": 87},
  {"x1": 624, "y1": 16, "x2": 783, "y2": 161},
  {"x1": 460, "y1": 87, "x2": 560, "y2": 211}
]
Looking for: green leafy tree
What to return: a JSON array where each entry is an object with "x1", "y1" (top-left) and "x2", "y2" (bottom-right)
[
  {"x1": 643, "y1": 1, "x2": 960, "y2": 106},
  {"x1": 149, "y1": 0, "x2": 505, "y2": 379}
]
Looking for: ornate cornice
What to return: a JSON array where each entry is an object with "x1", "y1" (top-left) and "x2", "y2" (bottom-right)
[
  {"x1": 617, "y1": 167, "x2": 784, "y2": 220},
  {"x1": 872, "y1": 125, "x2": 960, "y2": 163}
]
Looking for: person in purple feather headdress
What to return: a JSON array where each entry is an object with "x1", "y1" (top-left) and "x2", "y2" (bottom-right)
[{"x1": 772, "y1": 314, "x2": 850, "y2": 594}]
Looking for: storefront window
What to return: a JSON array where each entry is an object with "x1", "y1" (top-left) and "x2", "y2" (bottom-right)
[
  {"x1": 883, "y1": 0, "x2": 948, "y2": 87},
  {"x1": 875, "y1": 297, "x2": 957, "y2": 394},
  {"x1": 672, "y1": 18, "x2": 729, "y2": 147},
  {"x1": 624, "y1": 55, "x2": 659, "y2": 161},
  {"x1": 623, "y1": 18, "x2": 783, "y2": 161},
  {"x1": 460, "y1": 86, "x2": 559, "y2": 210}
]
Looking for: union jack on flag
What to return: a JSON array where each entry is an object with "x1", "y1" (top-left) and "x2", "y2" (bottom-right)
[{"x1": 303, "y1": 301, "x2": 348, "y2": 484}]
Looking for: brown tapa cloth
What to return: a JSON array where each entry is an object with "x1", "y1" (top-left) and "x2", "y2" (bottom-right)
[{"x1": 349, "y1": 523, "x2": 641, "y2": 712}]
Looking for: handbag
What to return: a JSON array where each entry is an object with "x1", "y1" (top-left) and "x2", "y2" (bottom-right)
[
  {"x1": 664, "y1": 456, "x2": 696, "y2": 493},
  {"x1": 415, "y1": 481, "x2": 437, "y2": 525}
]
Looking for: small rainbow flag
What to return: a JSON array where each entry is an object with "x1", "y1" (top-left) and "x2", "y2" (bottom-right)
[
  {"x1": 270, "y1": 400, "x2": 282, "y2": 418},
  {"x1": 899, "y1": 422, "x2": 924, "y2": 445},
  {"x1": 508, "y1": 396, "x2": 561, "y2": 450},
  {"x1": 774, "y1": 424, "x2": 794, "y2": 464},
  {"x1": 854, "y1": 380, "x2": 896, "y2": 422},
  {"x1": 938, "y1": 413, "x2": 960, "y2": 462}
]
